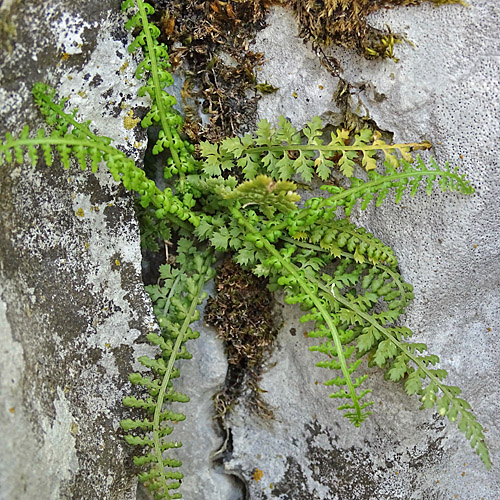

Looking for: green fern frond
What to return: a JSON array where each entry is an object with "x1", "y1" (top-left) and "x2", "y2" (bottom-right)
[
  {"x1": 320, "y1": 156, "x2": 475, "y2": 216},
  {"x1": 288, "y1": 217, "x2": 398, "y2": 266},
  {"x1": 1, "y1": 81, "x2": 201, "y2": 231},
  {"x1": 121, "y1": 244, "x2": 215, "y2": 499},
  {"x1": 232, "y1": 206, "x2": 373, "y2": 426},
  {"x1": 122, "y1": 0, "x2": 197, "y2": 180},
  {"x1": 0, "y1": 123, "x2": 198, "y2": 227},
  {"x1": 229, "y1": 202, "x2": 490, "y2": 467},
  {"x1": 201, "y1": 115, "x2": 431, "y2": 180},
  {"x1": 328, "y1": 282, "x2": 491, "y2": 469},
  {"x1": 0, "y1": 126, "x2": 109, "y2": 171}
]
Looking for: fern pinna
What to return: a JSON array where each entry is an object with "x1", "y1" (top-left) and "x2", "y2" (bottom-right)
[{"x1": 0, "y1": 0, "x2": 491, "y2": 497}]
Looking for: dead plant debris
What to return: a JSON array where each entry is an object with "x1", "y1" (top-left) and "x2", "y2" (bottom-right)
[
  {"x1": 149, "y1": 0, "x2": 277, "y2": 143},
  {"x1": 288, "y1": 0, "x2": 466, "y2": 70},
  {"x1": 205, "y1": 259, "x2": 278, "y2": 420},
  {"x1": 147, "y1": 0, "x2": 464, "y2": 139}
]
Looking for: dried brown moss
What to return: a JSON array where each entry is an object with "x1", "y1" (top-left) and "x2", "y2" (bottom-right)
[
  {"x1": 150, "y1": 0, "x2": 277, "y2": 142},
  {"x1": 205, "y1": 259, "x2": 278, "y2": 419},
  {"x1": 288, "y1": 0, "x2": 466, "y2": 68}
]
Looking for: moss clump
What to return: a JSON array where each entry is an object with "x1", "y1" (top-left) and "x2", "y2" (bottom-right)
[
  {"x1": 150, "y1": 0, "x2": 276, "y2": 142},
  {"x1": 205, "y1": 259, "x2": 278, "y2": 419},
  {"x1": 288, "y1": 0, "x2": 466, "y2": 67}
]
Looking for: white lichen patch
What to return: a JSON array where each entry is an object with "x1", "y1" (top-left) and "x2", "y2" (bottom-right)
[
  {"x1": 0, "y1": 0, "x2": 19, "y2": 12},
  {"x1": 56, "y1": 12, "x2": 149, "y2": 160},
  {"x1": 52, "y1": 11, "x2": 93, "y2": 56},
  {"x1": 38, "y1": 387, "x2": 79, "y2": 490}
]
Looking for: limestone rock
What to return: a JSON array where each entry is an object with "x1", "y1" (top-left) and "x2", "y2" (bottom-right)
[{"x1": 0, "y1": 1, "x2": 152, "y2": 499}]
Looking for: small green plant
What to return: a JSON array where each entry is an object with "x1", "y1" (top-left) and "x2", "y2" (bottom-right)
[{"x1": 0, "y1": 0, "x2": 490, "y2": 498}]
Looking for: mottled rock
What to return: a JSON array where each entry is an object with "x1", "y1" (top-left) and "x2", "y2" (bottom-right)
[{"x1": 0, "y1": 1, "x2": 152, "y2": 499}]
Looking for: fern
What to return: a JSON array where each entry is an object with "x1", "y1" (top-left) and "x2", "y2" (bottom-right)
[
  {"x1": 198, "y1": 145, "x2": 487, "y2": 467},
  {"x1": 330, "y1": 281, "x2": 491, "y2": 468},
  {"x1": 122, "y1": 0, "x2": 196, "y2": 181},
  {"x1": 227, "y1": 201, "x2": 490, "y2": 467},
  {"x1": 1, "y1": 82, "x2": 198, "y2": 232},
  {"x1": 318, "y1": 155, "x2": 475, "y2": 216},
  {"x1": 1, "y1": 0, "x2": 491, "y2": 496},
  {"x1": 201, "y1": 114, "x2": 431, "y2": 180},
  {"x1": 122, "y1": 243, "x2": 215, "y2": 499}
]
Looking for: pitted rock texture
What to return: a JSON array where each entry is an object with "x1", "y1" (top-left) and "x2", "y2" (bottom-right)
[
  {"x1": 222, "y1": 2, "x2": 500, "y2": 499},
  {"x1": 0, "y1": 1, "x2": 153, "y2": 499}
]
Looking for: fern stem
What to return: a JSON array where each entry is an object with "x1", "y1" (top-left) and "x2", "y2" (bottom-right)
[
  {"x1": 243, "y1": 142, "x2": 428, "y2": 156},
  {"x1": 163, "y1": 272, "x2": 183, "y2": 316},
  {"x1": 4, "y1": 136, "x2": 113, "y2": 150},
  {"x1": 231, "y1": 207, "x2": 365, "y2": 424},
  {"x1": 136, "y1": 0, "x2": 183, "y2": 177},
  {"x1": 151, "y1": 252, "x2": 212, "y2": 493}
]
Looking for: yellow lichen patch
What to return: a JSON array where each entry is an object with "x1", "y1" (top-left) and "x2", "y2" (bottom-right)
[
  {"x1": 253, "y1": 468, "x2": 264, "y2": 482},
  {"x1": 75, "y1": 208, "x2": 85, "y2": 217},
  {"x1": 115, "y1": 259, "x2": 121, "y2": 266},
  {"x1": 120, "y1": 60, "x2": 129, "y2": 73},
  {"x1": 61, "y1": 52, "x2": 70, "y2": 61},
  {"x1": 8, "y1": 407, "x2": 15, "y2": 414},
  {"x1": 123, "y1": 109, "x2": 140, "y2": 130}
]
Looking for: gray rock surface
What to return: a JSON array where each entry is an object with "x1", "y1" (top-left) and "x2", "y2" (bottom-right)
[
  {"x1": 0, "y1": 1, "x2": 152, "y2": 499},
  {"x1": 167, "y1": 299, "x2": 244, "y2": 500},
  {"x1": 222, "y1": 2, "x2": 500, "y2": 499},
  {"x1": 1, "y1": 1, "x2": 236, "y2": 499}
]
